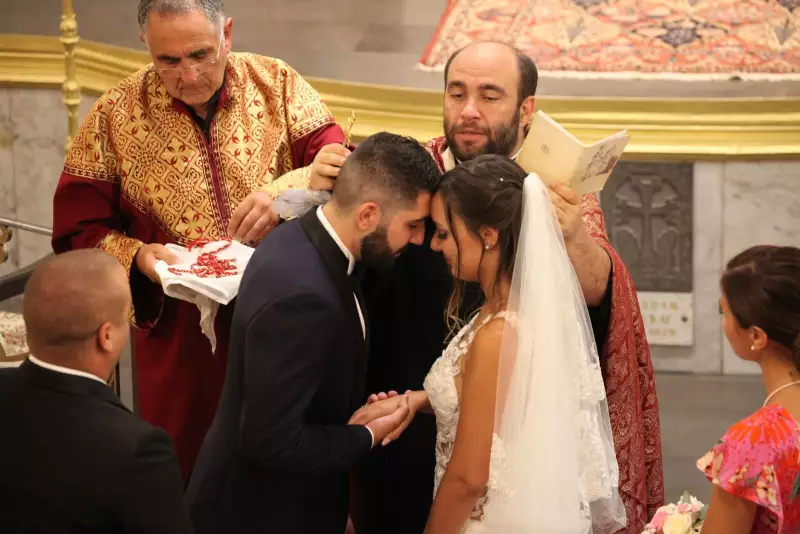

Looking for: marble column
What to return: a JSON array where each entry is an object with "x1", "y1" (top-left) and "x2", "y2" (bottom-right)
[{"x1": 722, "y1": 161, "x2": 800, "y2": 374}]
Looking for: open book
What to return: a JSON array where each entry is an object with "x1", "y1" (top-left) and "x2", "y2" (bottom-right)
[{"x1": 516, "y1": 110, "x2": 630, "y2": 195}]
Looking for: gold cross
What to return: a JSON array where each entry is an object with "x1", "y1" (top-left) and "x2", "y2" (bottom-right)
[{"x1": 343, "y1": 111, "x2": 356, "y2": 147}]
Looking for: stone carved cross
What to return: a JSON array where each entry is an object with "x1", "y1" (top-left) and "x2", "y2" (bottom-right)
[
  {"x1": 615, "y1": 175, "x2": 678, "y2": 275},
  {"x1": 602, "y1": 162, "x2": 692, "y2": 293}
]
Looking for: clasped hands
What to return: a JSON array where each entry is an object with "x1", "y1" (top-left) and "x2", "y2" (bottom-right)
[{"x1": 348, "y1": 390, "x2": 420, "y2": 448}]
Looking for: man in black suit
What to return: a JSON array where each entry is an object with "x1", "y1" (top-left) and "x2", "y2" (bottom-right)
[
  {"x1": 186, "y1": 132, "x2": 442, "y2": 534},
  {"x1": 0, "y1": 249, "x2": 192, "y2": 534}
]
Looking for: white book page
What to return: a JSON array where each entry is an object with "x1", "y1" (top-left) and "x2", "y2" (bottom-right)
[
  {"x1": 516, "y1": 111, "x2": 584, "y2": 187},
  {"x1": 572, "y1": 133, "x2": 631, "y2": 194}
]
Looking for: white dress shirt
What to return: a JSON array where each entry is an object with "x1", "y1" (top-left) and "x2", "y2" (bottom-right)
[
  {"x1": 315, "y1": 207, "x2": 366, "y2": 339},
  {"x1": 315, "y1": 207, "x2": 374, "y2": 447},
  {"x1": 28, "y1": 354, "x2": 107, "y2": 384}
]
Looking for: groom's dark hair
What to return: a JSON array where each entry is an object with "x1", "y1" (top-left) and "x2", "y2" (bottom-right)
[{"x1": 332, "y1": 132, "x2": 440, "y2": 213}]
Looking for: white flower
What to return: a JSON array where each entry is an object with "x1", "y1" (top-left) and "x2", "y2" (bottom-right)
[
  {"x1": 663, "y1": 513, "x2": 694, "y2": 534},
  {"x1": 688, "y1": 496, "x2": 705, "y2": 510}
]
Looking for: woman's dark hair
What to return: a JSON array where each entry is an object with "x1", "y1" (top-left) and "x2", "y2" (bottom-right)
[
  {"x1": 721, "y1": 245, "x2": 800, "y2": 367},
  {"x1": 435, "y1": 154, "x2": 527, "y2": 328}
]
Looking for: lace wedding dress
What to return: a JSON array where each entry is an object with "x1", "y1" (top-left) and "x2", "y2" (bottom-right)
[
  {"x1": 423, "y1": 312, "x2": 509, "y2": 534},
  {"x1": 420, "y1": 174, "x2": 625, "y2": 534},
  {"x1": 423, "y1": 308, "x2": 621, "y2": 534}
]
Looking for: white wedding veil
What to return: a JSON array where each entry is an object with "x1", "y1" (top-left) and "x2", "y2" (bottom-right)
[{"x1": 482, "y1": 173, "x2": 626, "y2": 533}]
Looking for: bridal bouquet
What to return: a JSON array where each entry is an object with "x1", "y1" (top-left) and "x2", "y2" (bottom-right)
[{"x1": 641, "y1": 492, "x2": 707, "y2": 534}]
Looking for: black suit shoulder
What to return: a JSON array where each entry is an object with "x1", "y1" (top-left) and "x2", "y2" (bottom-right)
[
  {"x1": 0, "y1": 365, "x2": 192, "y2": 534},
  {"x1": 239, "y1": 219, "x2": 341, "y2": 310}
]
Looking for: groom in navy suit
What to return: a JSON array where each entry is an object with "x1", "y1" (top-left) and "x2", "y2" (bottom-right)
[{"x1": 187, "y1": 132, "x2": 442, "y2": 534}]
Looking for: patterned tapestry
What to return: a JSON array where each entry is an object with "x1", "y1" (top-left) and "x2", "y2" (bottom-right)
[{"x1": 419, "y1": 0, "x2": 800, "y2": 78}]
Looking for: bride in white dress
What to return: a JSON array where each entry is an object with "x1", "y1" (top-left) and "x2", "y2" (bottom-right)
[{"x1": 368, "y1": 155, "x2": 626, "y2": 533}]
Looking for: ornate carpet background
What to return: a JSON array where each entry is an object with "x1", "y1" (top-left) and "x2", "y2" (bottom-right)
[{"x1": 419, "y1": 0, "x2": 800, "y2": 79}]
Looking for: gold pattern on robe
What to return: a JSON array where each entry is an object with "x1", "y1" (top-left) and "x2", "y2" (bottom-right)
[{"x1": 66, "y1": 53, "x2": 336, "y2": 257}]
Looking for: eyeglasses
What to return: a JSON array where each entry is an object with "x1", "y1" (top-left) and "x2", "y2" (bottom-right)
[{"x1": 150, "y1": 30, "x2": 224, "y2": 78}]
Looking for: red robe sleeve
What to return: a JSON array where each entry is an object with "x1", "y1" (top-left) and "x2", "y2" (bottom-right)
[
  {"x1": 291, "y1": 122, "x2": 347, "y2": 168},
  {"x1": 261, "y1": 64, "x2": 350, "y2": 197},
  {"x1": 52, "y1": 95, "x2": 163, "y2": 328},
  {"x1": 581, "y1": 193, "x2": 665, "y2": 532}
]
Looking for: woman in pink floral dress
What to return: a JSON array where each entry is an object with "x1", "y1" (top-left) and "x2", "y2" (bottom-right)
[{"x1": 697, "y1": 245, "x2": 800, "y2": 533}]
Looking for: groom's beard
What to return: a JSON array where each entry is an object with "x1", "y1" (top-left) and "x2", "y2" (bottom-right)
[
  {"x1": 360, "y1": 226, "x2": 399, "y2": 271},
  {"x1": 444, "y1": 108, "x2": 521, "y2": 162}
]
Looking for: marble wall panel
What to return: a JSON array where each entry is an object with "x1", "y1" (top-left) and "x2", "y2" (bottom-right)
[
  {"x1": 0, "y1": 89, "x2": 19, "y2": 276},
  {"x1": 9, "y1": 88, "x2": 67, "y2": 266},
  {"x1": 722, "y1": 161, "x2": 800, "y2": 374},
  {"x1": 4, "y1": 89, "x2": 98, "y2": 267},
  {"x1": 634, "y1": 163, "x2": 723, "y2": 373}
]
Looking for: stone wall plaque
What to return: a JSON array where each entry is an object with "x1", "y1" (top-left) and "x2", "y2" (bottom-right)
[
  {"x1": 601, "y1": 162, "x2": 693, "y2": 293},
  {"x1": 637, "y1": 291, "x2": 694, "y2": 346}
]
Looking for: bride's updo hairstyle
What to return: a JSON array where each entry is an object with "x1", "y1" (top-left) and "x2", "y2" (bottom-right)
[
  {"x1": 721, "y1": 245, "x2": 800, "y2": 366},
  {"x1": 435, "y1": 154, "x2": 527, "y2": 325}
]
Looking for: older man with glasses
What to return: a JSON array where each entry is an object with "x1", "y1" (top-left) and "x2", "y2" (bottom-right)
[{"x1": 52, "y1": 0, "x2": 351, "y2": 479}]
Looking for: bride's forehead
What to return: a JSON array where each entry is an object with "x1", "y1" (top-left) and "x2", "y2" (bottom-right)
[{"x1": 430, "y1": 196, "x2": 448, "y2": 219}]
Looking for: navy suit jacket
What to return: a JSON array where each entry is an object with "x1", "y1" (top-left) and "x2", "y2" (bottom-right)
[{"x1": 187, "y1": 211, "x2": 373, "y2": 534}]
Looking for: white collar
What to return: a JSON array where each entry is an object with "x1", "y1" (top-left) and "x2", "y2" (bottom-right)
[
  {"x1": 28, "y1": 355, "x2": 107, "y2": 385},
  {"x1": 442, "y1": 145, "x2": 523, "y2": 172},
  {"x1": 316, "y1": 206, "x2": 356, "y2": 275}
]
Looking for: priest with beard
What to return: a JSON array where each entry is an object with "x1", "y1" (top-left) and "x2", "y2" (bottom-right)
[{"x1": 360, "y1": 41, "x2": 664, "y2": 534}]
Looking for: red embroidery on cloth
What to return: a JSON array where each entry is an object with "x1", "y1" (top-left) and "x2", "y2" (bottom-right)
[{"x1": 168, "y1": 238, "x2": 237, "y2": 278}]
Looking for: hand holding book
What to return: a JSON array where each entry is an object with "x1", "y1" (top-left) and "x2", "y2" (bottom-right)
[{"x1": 516, "y1": 110, "x2": 630, "y2": 195}]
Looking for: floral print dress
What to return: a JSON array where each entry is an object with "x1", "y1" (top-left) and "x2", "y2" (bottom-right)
[{"x1": 697, "y1": 405, "x2": 800, "y2": 533}]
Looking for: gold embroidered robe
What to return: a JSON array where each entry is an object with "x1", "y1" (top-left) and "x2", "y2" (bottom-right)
[{"x1": 52, "y1": 53, "x2": 346, "y2": 477}]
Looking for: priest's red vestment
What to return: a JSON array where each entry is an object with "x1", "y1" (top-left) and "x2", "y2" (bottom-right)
[
  {"x1": 425, "y1": 136, "x2": 665, "y2": 533},
  {"x1": 52, "y1": 53, "x2": 346, "y2": 478}
]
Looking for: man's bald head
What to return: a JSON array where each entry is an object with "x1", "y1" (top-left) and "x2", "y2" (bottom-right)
[
  {"x1": 444, "y1": 41, "x2": 538, "y2": 106},
  {"x1": 23, "y1": 250, "x2": 131, "y2": 358},
  {"x1": 441, "y1": 41, "x2": 538, "y2": 162}
]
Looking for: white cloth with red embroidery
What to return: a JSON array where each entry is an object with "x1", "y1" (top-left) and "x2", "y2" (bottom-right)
[{"x1": 154, "y1": 239, "x2": 255, "y2": 352}]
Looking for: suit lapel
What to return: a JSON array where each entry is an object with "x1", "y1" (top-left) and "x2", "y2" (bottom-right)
[{"x1": 300, "y1": 211, "x2": 368, "y2": 407}]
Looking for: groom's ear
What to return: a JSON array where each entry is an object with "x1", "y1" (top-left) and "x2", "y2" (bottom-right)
[
  {"x1": 481, "y1": 226, "x2": 499, "y2": 250},
  {"x1": 355, "y1": 202, "x2": 381, "y2": 232}
]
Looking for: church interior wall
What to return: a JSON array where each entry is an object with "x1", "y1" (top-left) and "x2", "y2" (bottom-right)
[{"x1": 1, "y1": 87, "x2": 798, "y2": 377}]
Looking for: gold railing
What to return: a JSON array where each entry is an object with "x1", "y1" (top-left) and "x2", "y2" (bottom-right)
[{"x1": 60, "y1": 0, "x2": 80, "y2": 156}]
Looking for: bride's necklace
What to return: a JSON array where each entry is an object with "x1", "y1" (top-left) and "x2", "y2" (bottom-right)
[{"x1": 762, "y1": 380, "x2": 800, "y2": 407}]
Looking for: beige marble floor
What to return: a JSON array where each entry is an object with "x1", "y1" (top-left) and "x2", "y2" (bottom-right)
[{"x1": 2, "y1": 0, "x2": 800, "y2": 97}]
